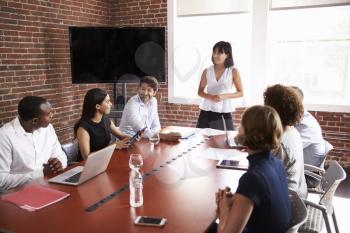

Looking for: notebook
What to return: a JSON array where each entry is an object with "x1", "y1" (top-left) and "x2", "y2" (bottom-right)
[
  {"x1": 1, "y1": 184, "x2": 70, "y2": 211},
  {"x1": 221, "y1": 115, "x2": 244, "y2": 149},
  {"x1": 48, "y1": 144, "x2": 115, "y2": 186}
]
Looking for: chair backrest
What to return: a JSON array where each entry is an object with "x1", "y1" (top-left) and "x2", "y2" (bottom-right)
[
  {"x1": 62, "y1": 139, "x2": 79, "y2": 164},
  {"x1": 319, "y1": 140, "x2": 333, "y2": 169},
  {"x1": 320, "y1": 160, "x2": 346, "y2": 213},
  {"x1": 286, "y1": 189, "x2": 307, "y2": 233}
]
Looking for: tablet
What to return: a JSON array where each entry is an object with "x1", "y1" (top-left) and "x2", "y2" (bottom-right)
[
  {"x1": 216, "y1": 159, "x2": 248, "y2": 171},
  {"x1": 127, "y1": 127, "x2": 147, "y2": 147}
]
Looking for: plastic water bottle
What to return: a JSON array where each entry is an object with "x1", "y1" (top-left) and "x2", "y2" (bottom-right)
[{"x1": 129, "y1": 169, "x2": 143, "y2": 207}]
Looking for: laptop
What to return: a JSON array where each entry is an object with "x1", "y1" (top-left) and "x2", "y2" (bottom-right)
[
  {"x1": 48, "y1": 144, "x2": 115, "y2": 186},
  {"x1": 221, "y1": 115, "x2": 244, "y2": 149}
]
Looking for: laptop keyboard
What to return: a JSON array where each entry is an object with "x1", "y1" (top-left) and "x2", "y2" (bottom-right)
[{"x1": 64, "y1": 172, "x2": 82, "y2": 183}]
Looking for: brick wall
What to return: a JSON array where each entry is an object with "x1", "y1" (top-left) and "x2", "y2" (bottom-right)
[
  {"x1": 0, "y1": 0, "x2": 114, "y2": 142},
  {"x1": 1, "y1": 0, "x2": 349, "y2": 166}
]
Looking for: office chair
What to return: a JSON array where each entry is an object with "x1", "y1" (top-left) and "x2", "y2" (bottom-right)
[
  {"x1": 304, "y1": 140, "x2": 333, "y2": 188},
  {"x1": 61, "y1": 139, "x2": 79, "y2": 165},
  {"x1": 286, "y1": 189, "x2": 307, "y2": 233},
  {"x1": 300, "y1": 160, "x2": 346, "y2": 233}
]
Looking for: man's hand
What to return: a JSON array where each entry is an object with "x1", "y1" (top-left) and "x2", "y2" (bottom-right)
[{"x1": 43, "y1": 158, "x2": 63, "y2": 176}]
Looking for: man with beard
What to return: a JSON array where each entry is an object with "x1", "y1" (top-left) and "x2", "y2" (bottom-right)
[
  {"x1": 119, "y1": 76, "x2": 161, "y2": 139},
  {"x1": 0, "y1": 96, "x2": 67, "y2": 191}
]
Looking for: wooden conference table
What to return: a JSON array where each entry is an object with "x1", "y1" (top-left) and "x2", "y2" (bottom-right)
[{"x1": 0, "y1": 129, "x2": 246, "y2": 233}]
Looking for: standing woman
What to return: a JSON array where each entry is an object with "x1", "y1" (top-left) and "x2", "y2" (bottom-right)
[
  {"x1": 197, "y1": 41, "x2": 243, "y2": 130},
  {"x1": 74, "y1": 88, "x2": 130, "y2": 161}
]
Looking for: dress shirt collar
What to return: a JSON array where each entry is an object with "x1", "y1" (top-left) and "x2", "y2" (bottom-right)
[
  {"x1": 13, "y1": 117, "x2": 31, "y2": 136},
  {"x1": 136, "y1": 94, "x2": 154, "y2": 107},
  {"x1": 13, "y1": 117, "x2": 42, "y2": 136}
]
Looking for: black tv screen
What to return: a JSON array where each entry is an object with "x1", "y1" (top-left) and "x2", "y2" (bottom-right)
[{"x1": 69, "y1": 27, "x2": 165, "y2": 83}]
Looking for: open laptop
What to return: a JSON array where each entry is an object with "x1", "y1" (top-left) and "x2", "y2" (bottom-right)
[
  {"x1": 221, "y1": 115, "x2": 244, "y2": 149},
  {"x1": 48, "y1": 144, "x2": 115, "y2": 186}
]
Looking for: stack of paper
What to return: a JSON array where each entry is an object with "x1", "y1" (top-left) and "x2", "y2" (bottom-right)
[
  {"x1": 201, "y1": 128, "x2": 225, "y2": 137},
  {"x1": 194, "y1": 147, "x2": 249, "y2": 167},
  {"x1": 161, "y1": 126, "x2": 198, "y2": 139},
  {"x1": 1, "y1": 184, "x2": 70, "y2": 211}
]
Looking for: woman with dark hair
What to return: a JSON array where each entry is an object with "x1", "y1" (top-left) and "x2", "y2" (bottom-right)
[
  {"x1": 74, "y1": 88, "x2": 129, "y2": 161},
  {"x1": 215, "y1": 105, "x2": 292, "y2": 233},
  {"x1": 197, "y1": 41, "x2": 243, "y2": 130}
]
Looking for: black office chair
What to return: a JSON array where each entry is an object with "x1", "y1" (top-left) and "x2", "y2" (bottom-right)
[{"x1": 61, "y1": 139, "x2": 79, "y2": 165}]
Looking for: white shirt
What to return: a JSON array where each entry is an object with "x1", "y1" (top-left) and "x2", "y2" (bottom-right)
[
  {"x1": 199, "y1": 65, "x2": 236, "y2": 113},
  {"x1": 0, "y1": 117, "x2": 67, "y2": 192},
  {"x1": 276, "y1": 127, "x2": 308, "y2": 199},
  {"x1": 119, "y1": 95, "x2": 161, "y2": 138},
  {"x1": 295, "y1": 111, "x2": 326, "y2": 166}
]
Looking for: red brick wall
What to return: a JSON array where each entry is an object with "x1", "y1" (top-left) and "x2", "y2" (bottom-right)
[
  {"x1": 0, "y1": 0, "x2": 114, "y2": 142},
  {"x1": 1, "y1": 0, "x2": 349, "y2": 166}
]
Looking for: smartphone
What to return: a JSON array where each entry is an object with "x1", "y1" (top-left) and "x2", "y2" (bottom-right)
[
  {"x1": 127, "y1": 127, "x2": 147, "y2": 147},
  {"x1": 134, "y1": 216, "x2": 167, "y2": 227}
]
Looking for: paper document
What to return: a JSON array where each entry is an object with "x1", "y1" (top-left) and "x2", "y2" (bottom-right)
[
  {"x1": 195, "y1": 148, "x2": 249, "y2": 166},
  {"x1": 161, "y1": 126, "x2": 198, "y2": 139},
  {"x1": 201, "y1": 128, "x2": 225, "y2": 137}
]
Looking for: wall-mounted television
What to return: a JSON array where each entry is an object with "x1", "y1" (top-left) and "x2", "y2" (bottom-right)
[{"x1": 69, "y1": 27, "x2": 165, "y2": 83}]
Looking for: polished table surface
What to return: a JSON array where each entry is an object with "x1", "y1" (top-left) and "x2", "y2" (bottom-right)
[{"x1": 0, "y1": 132, "x2": 246, "y2": 233}]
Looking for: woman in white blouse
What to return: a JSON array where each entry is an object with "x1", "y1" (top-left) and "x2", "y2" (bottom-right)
[{"x1": 197, "y1": 41, "x2": 243, "y2": 130}]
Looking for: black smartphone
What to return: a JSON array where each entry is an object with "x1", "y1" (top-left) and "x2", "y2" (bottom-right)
[
  {"x1": 134, "y1": 216, "x2": 167, "y2": 227},
  {"x1": 127, "y1": 127, "x2": 147, "y2": 147}
]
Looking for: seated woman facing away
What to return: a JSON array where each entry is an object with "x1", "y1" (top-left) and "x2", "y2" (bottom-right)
[
  {"x1": 264, "y1": 84, "x2": 308, "y2": 199},
  {"x1": 74, "y1": 88, "x2": 130, "y2": 161},
  {"x1": 216, "y1": 105, "x2": 292, "y2": 233}
]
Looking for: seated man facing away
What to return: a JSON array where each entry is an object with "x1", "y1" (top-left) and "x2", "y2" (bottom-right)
[
  {"x1": 119, "y1": 76, "x2": 161, "y2": 139},
  {"x1": 291, "y1": 86, "x2": 327, "y2": 167},
  {"x1": 0, "y1": 96, "x2": 67, "y2": 192}
]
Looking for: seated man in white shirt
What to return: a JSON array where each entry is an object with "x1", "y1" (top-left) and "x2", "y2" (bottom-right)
[
  {"x1": 0, "y1": 96, "x2": 67, "y2": 192},
  {"x1": 119, "y1": 76, "x2": 161, "y2": 139},
  {"x1": 292, "y1": 86, "x2": 326, "y2": 167}
]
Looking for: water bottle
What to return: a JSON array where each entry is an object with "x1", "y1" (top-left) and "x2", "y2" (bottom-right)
[{"x1": 129, "y1": 169, "x2": 143, "y2": 207}]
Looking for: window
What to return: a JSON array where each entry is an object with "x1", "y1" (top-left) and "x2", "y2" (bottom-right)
[
  {"x1": 168, "y1": 0, "x2": 251, "y2": 105},
  {"x1": 267, "y1": 4, "x2": 350, "y2": 110},
  {"x1": 168, "y1": 0, "x2": 350, "y2": 112}
]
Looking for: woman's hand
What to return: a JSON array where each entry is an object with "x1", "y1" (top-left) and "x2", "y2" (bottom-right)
[
  {"x1": 115, "y1": 137, "x2": 130, "y2": 149},
  {"x1": 210, "y1": 94, "x2": 223, "y2": 102},
  {"x1": 216, "y1": 187, "x2": 233, "y2": 217}
]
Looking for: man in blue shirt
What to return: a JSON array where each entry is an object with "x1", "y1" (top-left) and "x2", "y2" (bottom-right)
[{"x1": 119, "y1": 76, "x2": 161, "y2": 139}]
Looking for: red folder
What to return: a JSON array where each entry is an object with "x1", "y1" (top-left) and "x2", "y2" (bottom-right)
[{"x1": 1, "y1": 184, "x2": 70, "y2": 211}]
